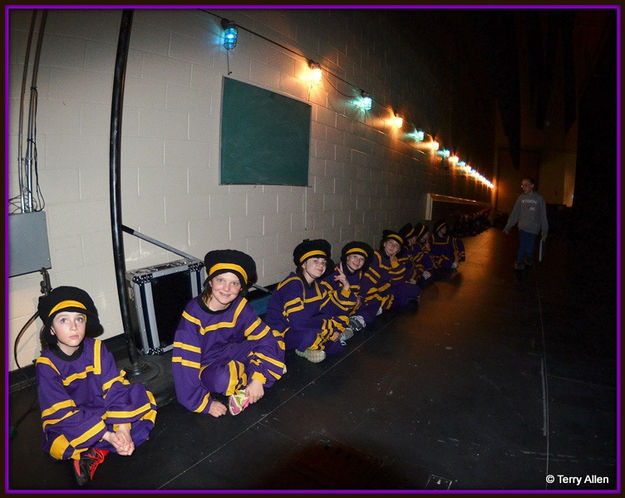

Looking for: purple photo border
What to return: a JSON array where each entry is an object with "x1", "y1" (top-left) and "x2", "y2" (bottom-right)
[
  {"x1": 4, "y1": 3, "x2": 10, "y2": 492},
  {"x1": 616, "y1": 4, "x2": 622, "y2": 496},
  {"x1": 3, "y1": 3, "x2": 621, "y2": 494}
]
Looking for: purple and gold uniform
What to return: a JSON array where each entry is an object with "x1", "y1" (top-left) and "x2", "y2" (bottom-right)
[
  {"x1": 413, "y1": 243, "x2": 437, "y2": 285},
  {"x1": 401, "y1": 245, "x2": 419, "y2": 282},
  {"x1": 321, "y1": 266, "x2": 364, "y2": 297},
  {"x1": 321, "y1": 241, "x2": 378, "y2": 326},
  {"x1": 265, "y1": 239, "x2": 354, "y2": 355},
  {"x1": 362, "y1": 230, "x2": 422, "y2": 313},
  {"x1": 398, "y1": 223, "x2": 419, "y2": 282},
  {"x1": 411, "y1": 222, "x2": 437, "y2": 286},
  {"x1": 430, "y1": 220, "x2": 466, "y2": 270},
  {"x1": 362, "y1": 249, "x2": 398, "y2": 313},
  {"x1": 265, "y1": 272, "x2": 354, "y2": 354},
  {"x1": 35, "y1": 337, "x2": 157, "y2": 461},
  {"x1": 172, "y1": 294, "x2": 285, "y2": 414}
]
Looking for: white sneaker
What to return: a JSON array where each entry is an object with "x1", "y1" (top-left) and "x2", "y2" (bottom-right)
[
  {"x1": 295, "y1": 348, "x2": 326, "y2": 363},
  {"x1": 349, "y1": 315, "x2": 366, "y2": 332},
  {"x1": 340, "y1": 327, "x2": 354, "y2": 346}
]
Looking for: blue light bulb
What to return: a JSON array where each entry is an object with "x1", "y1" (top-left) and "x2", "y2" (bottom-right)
[{"x1": 223, "y1": 26, "x2": 238, "y2": 50}]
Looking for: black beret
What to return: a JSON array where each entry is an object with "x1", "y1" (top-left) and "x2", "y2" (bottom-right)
[
  {"x1": 38, "y1": 286, "x2": 103, "y2": 343},
  {"x1": 399, "y1": 223, "x2": 416, "y2": 242},
  {"x1": 382, "y1": 230, "x2": 404, "y2": 246},
  {"x1": 433, "y1": 220, "x2": 447, "y2": 234},
  {"x1": 204, "y1": 249, "x2": 256, "y2": 287},
  {"x1": 293, "y1": 239, "x2": 331, "y2": 266},
  {"x1": 414, "y1": 222, "x2": 429, "y2": 241},
  {"x1": 340, "y1": 241, "x2": 373, "y2": 267}
]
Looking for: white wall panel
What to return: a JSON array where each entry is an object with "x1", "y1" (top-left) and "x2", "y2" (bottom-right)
[{"x1": 7, "y1": 8, "x2": 476, "y2": 370}]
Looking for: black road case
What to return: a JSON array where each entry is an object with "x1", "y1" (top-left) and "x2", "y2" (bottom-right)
[{"x1": 126, "y1": 258, "x2": 204, "y2": 354}]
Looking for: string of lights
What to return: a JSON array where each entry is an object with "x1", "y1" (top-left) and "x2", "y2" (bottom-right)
[{"x1": 203, "y1": 10, "x2": 495, "y2": 190}]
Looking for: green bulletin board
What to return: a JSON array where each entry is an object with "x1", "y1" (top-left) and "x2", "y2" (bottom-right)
[{"x1": 220, "y1": 77, "x2": 311, "y2": 185}]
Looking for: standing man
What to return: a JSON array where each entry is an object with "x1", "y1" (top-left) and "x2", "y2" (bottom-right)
[{"x1": 503, "y1": 177, "x2": 549, "y2": 270}]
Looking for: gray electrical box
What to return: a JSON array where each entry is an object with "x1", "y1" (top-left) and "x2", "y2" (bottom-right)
[{"x1": 9, "y1": 211, "x2": 52, "y2": 277}]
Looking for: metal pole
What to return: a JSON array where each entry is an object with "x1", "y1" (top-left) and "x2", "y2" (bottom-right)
[
  {"x1": 121, "y1": 225, "x2": 272, "y2": 294},
  {"x1": 121, "y1": 225, "x2": 199, "y2": 261},
  {"x1": 110, "y1": 10, "x2": 142, "y2": 371}
]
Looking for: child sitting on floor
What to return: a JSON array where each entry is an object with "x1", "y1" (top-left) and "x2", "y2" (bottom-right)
[
  {"x1": 172, "y1": 249, "x2": 286, "y2": 417},
  {"x1": 362, "y1": 229, "x2": 422, "y2": 317},
  {"x1": 320, "y1": 240, "x2": 374, "y2": 345},
  {"x1": 36, "y1": 286, "x2": 157, "y2": 486},
  {"x1": 264, "y1": 239, "x2": 357, "y2": 363},
  {"x1": 412, "y1": 222, "x2": 438, "y2": 287},
  {"x1": 429, "y1": 219, "x2": 466, "y2": 274},
  {"x1": 399, "y1": 223, "x2": 419, "y2": 283}
]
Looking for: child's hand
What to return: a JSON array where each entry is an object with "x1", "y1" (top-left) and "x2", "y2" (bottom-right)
[
  {"x1": 115, "y1": 424, "x2": 135, "y2": 456},
  {"x1": 355, "y1": 295, "x2": 362, "y2": 308},
  {"x1": 208, "y1": 400, "x2": 227, "y2": 418},
  {"x1": 102, "y1": 428, "x2": 134, "y2": 456},
  {"x1": 245, "y1": 379, "x2": 264, "y2": 404},
  {"x1": 334, "y1": 263, "x2": 350, "y2": 291}
]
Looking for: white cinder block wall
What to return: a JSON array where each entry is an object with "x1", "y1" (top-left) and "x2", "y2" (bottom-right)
[{"x1": 7, "y1": 8, "x2": 492, "y2": 370}]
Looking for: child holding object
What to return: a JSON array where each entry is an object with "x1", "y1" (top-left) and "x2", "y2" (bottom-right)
[
  {"x1": 35, "y1": 286, "x2": 157, "y2": 486},
  {"x1": 172, "y1": 250, "x2": 286, "y2": 418}
]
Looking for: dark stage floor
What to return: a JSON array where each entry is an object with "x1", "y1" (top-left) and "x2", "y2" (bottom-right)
[{"x1": 6, "y1": 227, "x2": 619, "y2": 492}]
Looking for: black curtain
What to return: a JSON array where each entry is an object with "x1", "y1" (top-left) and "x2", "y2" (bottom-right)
[{"x1": 571, "y1": 19, "x2": 616, "y2": 269}]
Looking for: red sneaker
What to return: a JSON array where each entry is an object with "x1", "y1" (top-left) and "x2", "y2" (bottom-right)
[{"x1": 73, "y1": 448, "x2": 109, "y2": 486}]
